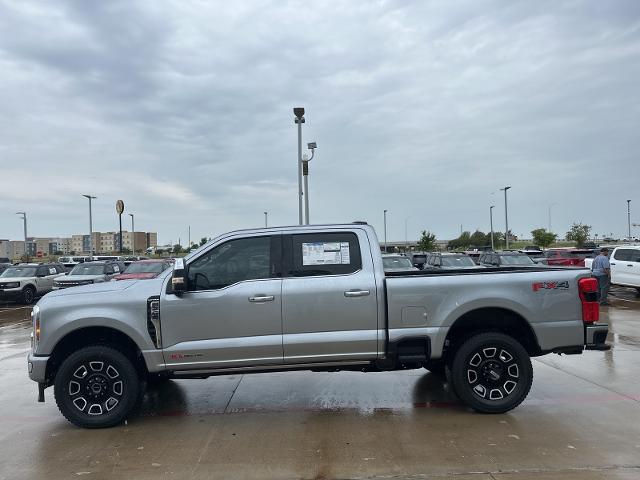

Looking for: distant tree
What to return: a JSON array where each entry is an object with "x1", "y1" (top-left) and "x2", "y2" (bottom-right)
[
  {"x1": 417, "y1": 230, "x2": 437, "y2": 251},
  {"x1": 53, "y1": 250, "x2": 64, "y2": 256},
  {"x1": 566, "y1": 223, "x2": 591, "y2": 247},
  {"x1": 70, "y1": 250, "x2": 76, "y2": 255},
  {"x1": 199, "y1": 237, "x2": 208, "y2": 247},
  {"x1": 448, "y1": 231, "x2": 471, "y2": 250},
  {"x1": 172, "y1": 244, "x2": 183, "y2": 254},
  {"x1": 469, "y1": 230, "x2": 488, "y2": 247},
  {"x1": 531, "y1": 228, "x2": 557, "y2": 248}
]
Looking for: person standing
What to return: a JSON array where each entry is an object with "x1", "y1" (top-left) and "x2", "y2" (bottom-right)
[{"x1": 591, "y1": 248, "x2": 611, "y2": 305}]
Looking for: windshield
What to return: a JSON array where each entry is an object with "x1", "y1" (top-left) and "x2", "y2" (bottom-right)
[
  {"x1": 441, "y1": 256, "x2": 476, "y2": 267},
  {"x1": 382, "y1": 257, "x2": 413, "y2": 269},
  {"x1": 500, "y1": 255, "x2": 535, "y2": 265},
  {"x1": 70, "y1": 264, "x2": 105, "y2": 275},
  {"x1": 124, "y1": 262, "x2": 168, "y2": 274},
  {"x1": 0, "y1": 266, "x2": 38, "y2": 278}
]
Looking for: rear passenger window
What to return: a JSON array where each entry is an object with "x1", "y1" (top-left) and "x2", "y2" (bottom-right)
[
  {"x1": 614, "y1": 249, "x2": 632, "y2": 261},
  {"x1": 289, "y1": 233, "x2": 362, "y2": 277}
]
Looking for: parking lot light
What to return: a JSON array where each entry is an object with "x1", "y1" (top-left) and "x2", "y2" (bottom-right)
[
  {"x1": 15, "y1": 212, "x2": 28, "y2": 261},
  {"x1": 500, "y1": 186, "x2": 511, "y2": 249},
  {"x1": 82, "y1": 195, "x2": 97, "y2": 256}
]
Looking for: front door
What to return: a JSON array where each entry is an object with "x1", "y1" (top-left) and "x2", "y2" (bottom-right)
[
  {"x1": 161, "y1": 234, "x2": 283, "y2": 370},
  {"x1": 281, "y1": 230, "x2": 379, "y2": 364}
]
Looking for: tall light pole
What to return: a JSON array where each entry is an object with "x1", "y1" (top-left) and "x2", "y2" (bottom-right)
[
  {"x1": 500, "y1": 186, "x2": 511, "y2": 249},
  {"x1": 383, "y1": 209, "x2": 388, "y2": 253},
  {"x1": 489, "y1": 206, "x2": 495, "y2": 250},
  {"x1": 302, "y1": 142, "x2": 317, "y2": 225},
  {"x1": 293, "y1": 107, "x2": 305, "y2": 225},
  {"x1": 404, "y1": 216, "x2": 410, "y2": 251},
  {"x1": 264, "y1": 211, "x2": 268, "y2": 228},
  {"x1": 82, "y1": 195, "x2": 96, "y2": 256},
  {"x1": 129, "y1": 213, "x2": 135, "y2": 255},
  {"x1": 548, "y1": 203, "x2": 557, "y2": 232},
  {"x1": 627, "y1": 200, "x2": 631, "y2": 240},
  {"x1": 15, "y1": 212, "x2": 27, "y2": 260}
]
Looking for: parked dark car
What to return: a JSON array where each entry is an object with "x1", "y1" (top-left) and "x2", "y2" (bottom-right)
[
  {"x1": 425, "y1": 252, "x2": 479, "y2": 269},
  {"x1": 479, "y1": 251, "x2": 537, "y2": 267}
]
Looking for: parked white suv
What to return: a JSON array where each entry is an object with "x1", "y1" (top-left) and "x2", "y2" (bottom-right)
[
  {"x1": 585, "y1": 246, "x2": 640, "y2": 293},
  {"x1": 0, "y1": 263, "x2": 66, "y2": 304}
]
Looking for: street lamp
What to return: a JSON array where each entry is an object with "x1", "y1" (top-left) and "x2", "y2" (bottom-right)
[
  {"x1": 15, "y1": 212, "x2": 27, "y2": 261},
  {"x1": 383, "y1": 209, "x2": 388, "y2": 253},
  {"x1": 128, "y1": 213, "x2": 135, "y2": 254},
  {"x1": 404, "y1": 216, "x2": 410, "y2": 251},
  {"x1": 82, "y1": 195, "x2": 96, "y2": 256},
  {"x1": 489, "y1": 206, "x2": 495, "y2": 250},
  {"x1": 264, "y1": 211, "x2": 268, "y2": 228},
  {"x1": 548, "y1": 203, "x2": 557, "y2": 232},
  {"x1": 302, "y1": 142, "x2": 317, "y2": 225},
  {"x1": 627, "y1": 200, "x2": 631, "y2": 240},
  {"x1": 293, "y1": 107, "x2": 305, "y2": 225},
  {"x1": 500, "y1": 186, "x2": 511, "y2": 249}
]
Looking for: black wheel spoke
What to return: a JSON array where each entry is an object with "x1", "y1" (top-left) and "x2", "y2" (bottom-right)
[
  {"x1": 466, "y1": 345, "x2": 521, "y2": 402},
  {"x1": 67, "y1": 361, "x2": 123, "y2": 416}
]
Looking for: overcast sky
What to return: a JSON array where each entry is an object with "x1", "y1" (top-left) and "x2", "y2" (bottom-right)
[{"x1": 1, "y1": 0, "x2": 639, "y2": 245}]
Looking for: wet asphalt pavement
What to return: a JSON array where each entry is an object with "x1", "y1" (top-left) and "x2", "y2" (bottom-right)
[{"x1": 1, "y1": 288, "x2": 640, "y2": 479}]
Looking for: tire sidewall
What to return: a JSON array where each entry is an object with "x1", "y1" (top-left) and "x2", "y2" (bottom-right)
[
  {"x1": 54, "y1": 345, "x2": 140, "y2": 428},
  {"x1": 451, "y1": 333, "x2": 533, "y2": 414},
  {"x1": 22, "y1": 286, "x2": 35, "y2": 305}
]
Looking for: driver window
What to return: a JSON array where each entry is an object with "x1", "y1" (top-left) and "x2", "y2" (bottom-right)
[{"x1": 188, "y1": 236, "x2": 271, "y2": 291}]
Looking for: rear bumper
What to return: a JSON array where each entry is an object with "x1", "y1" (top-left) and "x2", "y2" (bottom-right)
[{"x1": 585, "y1": 323, "x2": 610, "y2": 351}]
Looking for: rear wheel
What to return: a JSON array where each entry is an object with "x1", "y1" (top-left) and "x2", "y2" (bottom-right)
[
  {"x1": 54, "y1": 345, "x2": 140, "y2": 428},
  {"x1": 21, "y1": 286, "x2": 35, "y2": 305},
  {"x1": 451, "y1": 332, "x2": 533, "y2": 414}
]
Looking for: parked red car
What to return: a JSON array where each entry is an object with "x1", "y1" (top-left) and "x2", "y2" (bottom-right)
[
  {"x1": 113, "y1": 259, "x2": 174, "y2": 280},
  {"x1": 543, "y1": 248, "x2": 595, "y2": 267}
]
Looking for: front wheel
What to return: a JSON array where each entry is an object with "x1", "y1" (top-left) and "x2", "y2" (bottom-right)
[
  {"x1": 450, "y1": 332, "x2": 533, "y2": 414},
  {"x1": 54, "y1": 345, "x2": 140, "y2": 428},
  {"x1": 21, "y1": 286, "x2": 35, "y2": 305}
]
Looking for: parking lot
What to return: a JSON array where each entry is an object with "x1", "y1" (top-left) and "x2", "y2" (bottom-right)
[{"x1": 0, "y1": 289, "x2": 639, "y2": 480}]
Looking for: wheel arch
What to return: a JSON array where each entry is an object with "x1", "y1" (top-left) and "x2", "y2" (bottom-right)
[
  {"x1": 45, "y1": 326, "x2": 147, "y2": 385},
  {"x1": 444, "y1": 307, "x2": 541, "y2": 358}
]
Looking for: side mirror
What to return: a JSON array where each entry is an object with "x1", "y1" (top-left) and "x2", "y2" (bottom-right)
[{"x1": 171, "y1": 258, "x2": 187, "y2": 295}]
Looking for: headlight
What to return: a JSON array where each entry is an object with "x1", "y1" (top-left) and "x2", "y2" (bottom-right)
[
  {"x1": 2, "y1": 282, "x2": 20, "y2": 288},
  {"x1": 31, "y1": 305, "x2": 40, "y2": 350}
]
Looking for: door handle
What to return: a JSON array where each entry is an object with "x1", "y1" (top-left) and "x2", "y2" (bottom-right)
[
  {"x1": 627, "y1": 264, "x2": 634, "y2": 267},
  {"x1": 610, "y1": 263, "x2": 616, "y2": 265},
  {"x1": 248, "y1": 295, "x2": 275, "y2": 303},
  {"x1": 344, "y1": 289, "x2": 370, "y2": 298}
]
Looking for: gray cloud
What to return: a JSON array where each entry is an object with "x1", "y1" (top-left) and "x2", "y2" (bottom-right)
[{"x1": 1, "y1": 0, "x2": 639, "y2": 244}]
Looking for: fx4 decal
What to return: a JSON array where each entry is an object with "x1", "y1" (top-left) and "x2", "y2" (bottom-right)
[{"x1": 532, "y1": 281, "x2": 570, "y2": 292}]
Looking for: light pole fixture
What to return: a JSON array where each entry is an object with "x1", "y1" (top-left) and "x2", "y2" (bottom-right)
[
  {"x1": 383, "y1": 209, "x2": 388, "y2": 253},
  {"x1": 500, "y1": 186, "x2": 511, "y2": 249},
  {"x1": 129, "y1": 213, "x2": 135, "y2": 254},
  {"x1": 302, "y1": 141, "x2": 316, "y2": 225},
  {"x1": 548, "y1": 202, "x2": 557, "y2": 232},
  {"x1": 15, "y1": 212, "x2": 28, "y2": 261},
  {"x1": 404, "y1": 216, "x2": 410, "y2": 251},
  {"x1": 489, "y1": 206, "x2": 495, "y2": 250},
  {"x1": 293, "y1": 107, "x2": 305, "y2": 225},
  {"x1": 627, "y1": 200, "x2": 632, "y2": 240},
  {"x1": 82, "y1": 195, "x2": 96, "y2": 256},
  {"x1": 264, "y1": 211, "x2": 268, "y2": 228}
]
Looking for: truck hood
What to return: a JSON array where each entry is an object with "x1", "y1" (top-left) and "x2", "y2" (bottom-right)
[
  {"x1": 56, "y1": 275, "x2": 105, "y2": 282},
  {"x1": 46, "y1": 279, "x2": 137, "y2": 297}
]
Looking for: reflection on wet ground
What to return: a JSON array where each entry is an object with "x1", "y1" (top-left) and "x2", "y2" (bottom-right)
[{"x1": 0, "y1": 287, "x2": 639, "y2": 479}]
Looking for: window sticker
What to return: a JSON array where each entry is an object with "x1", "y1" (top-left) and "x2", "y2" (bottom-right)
[
  {"x1": 302, "y1": 242, "x2": 351, "y2": 265},
  {"x1": 49, "y1": 267, "x2": 56, "y2": 275}
]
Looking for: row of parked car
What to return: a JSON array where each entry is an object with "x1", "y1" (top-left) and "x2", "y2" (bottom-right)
[
  {"x1": 382, "y1": 245, "x2": 640, "y2": 293},
  {"x1": 0, "y1": 259, "x2": 174, "y2": 304}
]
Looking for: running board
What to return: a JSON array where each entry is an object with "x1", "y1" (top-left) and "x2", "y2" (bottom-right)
[{"x1": 171, "y1": 361, "x2": 370, "y2": 377}]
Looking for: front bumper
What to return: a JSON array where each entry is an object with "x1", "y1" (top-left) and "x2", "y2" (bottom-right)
[
  {"x1": 28, "y1": 352, "x2": 49, "y2": 384},
  {"x1": 0, "y1": 289, "x2": 22, "y2": 301},
  {"x1": 585, "y1": 323, "x2": 610, "y2": 351}
]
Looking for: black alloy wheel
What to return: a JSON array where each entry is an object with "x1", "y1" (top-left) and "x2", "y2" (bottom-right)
[
  {"x1": 54, "y1": 345, "x2": 140, "y2": 428},
  {"x1": 451, "y1": 332, "x2": 533, "y2": 414},
  {"x1": 21, "y1": 286, "x2": 35, "y2": 305}
]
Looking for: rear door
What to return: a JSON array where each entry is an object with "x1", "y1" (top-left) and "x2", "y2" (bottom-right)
[
  {"x1": 611, "y1": 248, "x2": 632, "y2": 285},
  {"x1": 281, "y1": 230, "x2": 379, "y2": 364}
]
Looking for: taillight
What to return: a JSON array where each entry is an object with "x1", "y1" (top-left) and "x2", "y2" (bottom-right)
[{"x1": 578, "y1": 277, "x2": 599, "y2": 323}]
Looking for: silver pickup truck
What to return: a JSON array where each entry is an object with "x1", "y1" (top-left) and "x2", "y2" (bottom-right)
[{"x1": 28, "y1": 224, "x2": 609, "y2": 428}]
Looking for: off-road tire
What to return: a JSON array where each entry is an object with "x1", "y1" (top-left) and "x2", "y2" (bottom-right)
[
  {"x1": 451, "y1": 332, "x2": 533, "y2": 414},
  {"x1": 54, "y1": 345, "x2": 140, "y2": 428}
]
